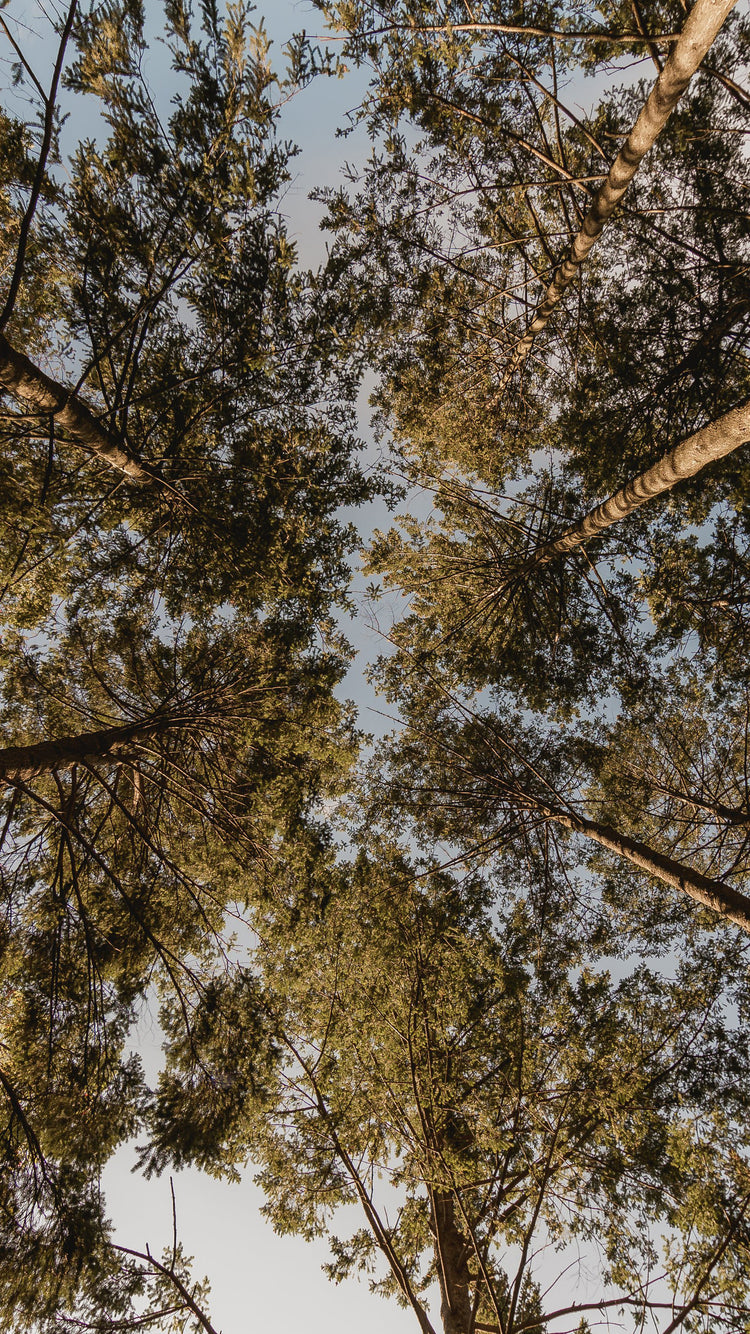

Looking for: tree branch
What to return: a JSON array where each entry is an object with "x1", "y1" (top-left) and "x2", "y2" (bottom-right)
[
  {"x1": 502, "y1": 0, "x2": 739, "y2": 384},
  {"x1": 0, "y1": 0, "x2": 78, "y2": 332}
]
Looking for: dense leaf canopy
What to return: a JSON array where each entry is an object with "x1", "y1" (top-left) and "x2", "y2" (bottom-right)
[{"x1": 1, "y1": 0, "x2": 749, "y2": 1330}]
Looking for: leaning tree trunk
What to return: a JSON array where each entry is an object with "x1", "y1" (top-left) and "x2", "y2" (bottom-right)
[
  {"x1": 503, "y1": 0, "x2": 739, "y2": 384},
  {"x1": 0, "y1": 332, "x2": 160, "y2": 484},
  {"x1": 537, "y1": 798, "x2": 750, "y2": 933},
  {"x1": 0, "y1": 716, "x2": 178, "y2": 785},
  {"x1": 526, "y1": 396, "x2": 750, "y2": 564}
]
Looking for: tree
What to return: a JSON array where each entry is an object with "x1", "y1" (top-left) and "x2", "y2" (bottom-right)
[
  {"x1": 0, "y1": 2, "x2": 373, "y2": 1324},
  {"x1": 142, "y1": 842, "x2": 750, "y2": 1333},
  {"x1": 3, "y1": 0, "x2": 750, "y2": 1326},
  {"x1": 315, "y1": 0, "x2": 750, "y2": 486},
  {"x1": 0, "y1": 0, "x2": 373, "y2": 634},
  {"x1": 0, "y1": 599, "x2": 355, "y2": 1327},
  {"x1": 0, "y1": 330, "x2": 160, "y2": 482},
  {"x1": 501, "y1": 0, "x2": 740, "y2": 381},
  {"x1": 310, "y1": 0, "x2": 750, "y2": 842},
  {"x1": 133, "y1": 4, "x2": 750, "y2": 1324}
]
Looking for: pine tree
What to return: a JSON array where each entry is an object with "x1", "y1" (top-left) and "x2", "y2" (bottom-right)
[
  {"x1": 0, "y1": 2, "x2": 370, "y2": 1323},
  {"x1": 143, "y1": 842, "x2": 750, "y2": 1333}
]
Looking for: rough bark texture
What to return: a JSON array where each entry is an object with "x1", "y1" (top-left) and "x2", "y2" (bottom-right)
[
  {"x1": 0, "y1": 717, "x2": 174, "y2": 784},
  {"x1": 504, "y1": 0, "x2": 739, "y2": 381},
  {"x1": 432, "y1": 1192, "x2": 473, "y2": 1334},
  {"x1": 530, "y1": 396, "x2": 750, "y2": 562},
  {"x1": 540, "y1": 800, "x2": 750, "y2": 933},
  {"x1": 0, "y1": 332, "x2": 159, "y2": 483}
]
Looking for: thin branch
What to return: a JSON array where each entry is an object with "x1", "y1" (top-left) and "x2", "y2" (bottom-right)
[
  {"x1": 660, "y1": 1192, "x2": 750, "y2": 1332},
  {"x1": 0, "y1": 0, "x2": 78, "y2": 332},
  {"x1": 341, "y1": 20, "x2": 683, "y2": 46},
  {"x1": 502, "y1": 0, "x2": 739, "y2": 384},
  {"x1": 112, "y1": 1244, "x2": 219, "y2": 1334}
]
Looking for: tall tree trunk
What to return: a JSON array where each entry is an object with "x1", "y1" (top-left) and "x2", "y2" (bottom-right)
[
  {"x1": 0, "y1": 716, "x2": 176, "y2": 785},
  {"x1": 536, "y1": 798, "x2": 750, "y2": 933},
  {"x1": 526, "y1": 396, "x2": 750, "y2": 564},
  {"x1": 0, "y1": 332, "x2": 160, "y2": 484},
  {"x1": 431, "y1": 1191, "x2": 473, "y2": 1334},
  {"x1": 503, "y1": 0, "x2": 739, "y2": 382}
]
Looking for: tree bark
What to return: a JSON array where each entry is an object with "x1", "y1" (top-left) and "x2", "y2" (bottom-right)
[
  {"x1": 537, "y1": 798, "x2": 750, "y2": 933},
  {"x1": 431, "y1": 1191, "x2": 473, "y2": 1334},
  {"x1": 0, "y1": 331, "x2": 160, "y2": 484},
  {"x1": 360, "y1": 20, "x2": 683, "y2": 45},
  {"x1": 526, "y1": 396, "x2": 750, "y2": 564},
  {"x1": 0, "y1": 716, "x2": 175, "y2": 785},
  {"x1": 503, "y1": 0, "x2": 739, "y2": 382}
]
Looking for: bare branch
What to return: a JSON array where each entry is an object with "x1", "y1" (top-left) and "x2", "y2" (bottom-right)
[{"x1": 0, "y1": 0, "x2": 78, "y2": 332}]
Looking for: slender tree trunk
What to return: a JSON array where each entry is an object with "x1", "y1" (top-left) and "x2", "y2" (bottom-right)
[
  {"x1": 0, "y1": 716, "x2": 175, "y2": 784},
  {"x1": 526, "y1": 396, "x2": 750, "y2": 563},
  {"x1": 432, "y1": 1191, "x2": 473, "y2": 1334},
  {"x1": 290, "y1": 1043, "x2": 438, "y2": 1334},
  {"x1": 537, "y1": 798, "x2": 750, "y2": 933},
  {"x1": 0, "y1": 332, "x2": 159, "y2": 483},
  {"x1": 504, "y1": 0, "x2": 739, "y2": 382},
  {"x1": 365, "y1": 20, "x2": 683, "y2": 45}
]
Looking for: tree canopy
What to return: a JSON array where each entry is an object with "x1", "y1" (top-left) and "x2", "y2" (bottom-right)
[{"x1": 1, "y1": 0, "x2": 750, "y2": 1330}]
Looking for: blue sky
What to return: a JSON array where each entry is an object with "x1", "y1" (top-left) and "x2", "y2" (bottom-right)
[
  {"x1": 91, "y1": 4, "x2": 418, "y2": 1330},
  {"x1": 1, "y1": 3, "x2": 668, "y2": 1327}
]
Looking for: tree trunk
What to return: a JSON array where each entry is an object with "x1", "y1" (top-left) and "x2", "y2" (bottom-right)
[
  {"x1": 527, "y1": 396, "x2": 750, "y2": 563},
  {"x1": 504, "y1": 0, "x2": 739, "y2": 381},
  {"x1": 537, "y1": 798, "x2": 750, "y2": 933},
  {"x1": 431, "y1": 1191, "x2": 473, "y2": 1334},
  {"x1": 0, "y1": 332, "x2": 159, "y2": 484},
  {"x1": 0, "y1": 716, "x2": 175, "y2": 785}
]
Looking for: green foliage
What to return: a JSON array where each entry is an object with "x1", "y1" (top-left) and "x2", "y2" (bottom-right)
[
  {"x1": 145, "y1": 841, "x2": 750, "y2": 1330},
  {"x1": 0, "y1": 1, "x2": 373, "y2": 1326},
  {"x1": 0, "y1": 0, "x2": 374, "y2": 635},
  {"x1": 2, "y1": 0, "x2": 750, "y2": 1329}
]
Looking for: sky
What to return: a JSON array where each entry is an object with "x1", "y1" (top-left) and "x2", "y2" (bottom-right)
[
  {"x1": 0, "y1": 0, "x2": 416, "y2": 1329},
  {"x1": 98, "y1": 3, "x2": 419, "y2": 1331},
  {"x1": 1, "y1": 3, "x2": 670, "y2": 1329}
]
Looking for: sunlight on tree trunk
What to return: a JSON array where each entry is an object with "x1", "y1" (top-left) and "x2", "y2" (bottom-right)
[
  {"x1": 504, "y1": 0, "x2": 740, "y2": 383},
  {"x1": 0, "y1": 332, "x2": 158, "y2": 482},
  {"x1": 529, "y1": 396, "x2": 750, "y2": 563},
  {"x1": 539, "y1": 799, "x2": 750, "y2": 933}
]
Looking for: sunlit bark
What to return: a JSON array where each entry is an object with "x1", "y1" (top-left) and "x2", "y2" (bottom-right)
[
  {"x1": 529, "y1": 397, "x2": 750, "y2": 563},
  {"x1": 504, "y1": 0, "x2": 739, "y2": 382},
  {"x1": 0, "y1": 331, "x2": 159, "y2": 483},
  {"x1": 538, "y1": 798, "x2": 750, "y2": 933}
]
